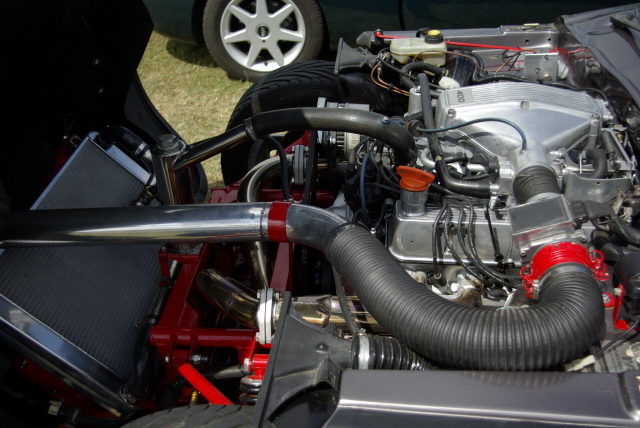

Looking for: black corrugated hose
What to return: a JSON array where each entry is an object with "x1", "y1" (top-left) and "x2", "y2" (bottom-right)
[{"x1": 323, "y1": 223, "x2": 604, "y2": 370}]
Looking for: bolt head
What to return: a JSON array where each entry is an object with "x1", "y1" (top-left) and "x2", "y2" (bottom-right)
[
  {"x1": 164, "y1": 354, "x2": 170, "y2": 363},
  {"x1": 520, "y1": 250, "x2": 527, "y2": 257},
  {"x1": 158, "y1": 134, "x2": 179, "y2": 151}
]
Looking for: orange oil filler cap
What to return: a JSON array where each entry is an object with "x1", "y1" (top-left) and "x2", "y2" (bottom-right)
[{"x1": 396, "y1": 166, "x2": 435, "y2": 192}]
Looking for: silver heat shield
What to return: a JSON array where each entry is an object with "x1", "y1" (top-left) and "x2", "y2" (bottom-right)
[{"x1": 0, "y1": 134, "x2": 162, "y2": 415}]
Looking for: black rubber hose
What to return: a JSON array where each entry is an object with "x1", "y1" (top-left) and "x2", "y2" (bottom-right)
[
  {"x1": 444, "y1": 154, "x2": 469, "y2": 164},
  {"x1": 434, "y1": 157, "x2": 492, "y2": 198},
  {"x1": 582, "y1": 200, "x2": 640, "y2": 247},
  {"x1": 324, "y1": 224, "x2": 604, "y2": 370},
  {"x1": 462, "y1": 173, "x2": 490, "y2": 181},
  {"x1": 580, "y1": 149, "x2": 608, "y2": 179},
  {"x1": 333, "y1": 267, "x2": 360, "y2": 337},
  {"x1": 420, "y1": 86, "x2": 492, "y2": 198},
  {"x1": 355, "y1": 335, "x2": 438, "y2": 370},
  {"x1": 592, "y1": 231, "x2": 631, "y2": 264},
  {"x1": 400, "y1": 62, "x2": 446, "y2": 89},
  {"x1": 245, "y1": 108, "x2": 417, "y2": 166},
  {"x1": 262, "y1": 136, "x2": 292, "y2": 201},
  {"x1": 512, "y1": 165, "x2": 561, "y2": 204},
  {"x1": 610, "y1": 219, "x2": 640, "y2": 246},
  {"x1": 418, "y1": 73, "x2": 436, "y2": 130},
  {"x1": 96, "y1": 125, "x2": 152, "y2": 172}
]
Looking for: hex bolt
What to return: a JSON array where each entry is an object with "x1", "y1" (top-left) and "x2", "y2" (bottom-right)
[
  {"x1": 164, "y1": 354, "x2": 170, "y2": 363},
  {"x1": 381, "y1": 116, "x2": 390, "y2": 124},
  {"x1": 520, "y1": 250, "x2": 527, "y2": 257},
  {"x1": 158, "y1": 134, "x2": 180, "y2": 152}
]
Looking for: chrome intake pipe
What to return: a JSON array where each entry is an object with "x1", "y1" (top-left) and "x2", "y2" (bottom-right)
[{"x1": 1, "y1": 203, "x2": 273, "y2": 246}]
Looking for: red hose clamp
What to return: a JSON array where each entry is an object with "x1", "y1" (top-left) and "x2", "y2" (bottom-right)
[
  {"x1": 268, "y1": 201, "x2": 292, "y2": 243},
  {"x1": 520, "y1": 242, "x2": 608, "y2": 299}
]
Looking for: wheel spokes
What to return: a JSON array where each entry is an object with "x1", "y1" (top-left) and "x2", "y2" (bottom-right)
[
  {"x1": 278, "y1": 28, "x2": 304, "y2": 43},
  {"x1": 228, "y1": 4, "x2": 253, "y2": 25},
  {"x1": 271, "y1": 3, "x2": 294, "y2": 24},
  {"x1": 266, "y1": 44, "x2": 285, "y2": 66},
  {"x1": 254, "y1": 0, "x2": 269, "y2": 18},
  {"x1": 223, "y1": 28, "x2": 250, "y2": 44},
  {"x1": 245, "y1": 43, "x2": 262, "y2": 67}
]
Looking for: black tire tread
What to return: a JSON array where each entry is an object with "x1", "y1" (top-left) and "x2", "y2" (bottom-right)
[
  {"x1": 227, "y1": 60, "x2": 339, "y2": 128},
  {"x1": 122, "y1": 405, "x2": 253, "y2": 428}
]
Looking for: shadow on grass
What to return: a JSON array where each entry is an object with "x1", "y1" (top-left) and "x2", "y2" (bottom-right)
[{"x1": 166, "y1": 39, "x2": 219, "y2": 68}]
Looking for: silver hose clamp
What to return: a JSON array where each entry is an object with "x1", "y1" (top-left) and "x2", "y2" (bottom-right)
[{"x1": 357, "y1": 335, "x2": 370, "y2": 370}]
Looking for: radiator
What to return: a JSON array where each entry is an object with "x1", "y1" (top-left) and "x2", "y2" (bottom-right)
[{"x1": 0, "y1": 133, "x2": 163, "y2": 415}]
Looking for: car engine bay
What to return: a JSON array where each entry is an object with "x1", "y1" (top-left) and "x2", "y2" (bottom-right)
[{"x1": 2, "y1": 1, "x2": 640, "y2": 427}]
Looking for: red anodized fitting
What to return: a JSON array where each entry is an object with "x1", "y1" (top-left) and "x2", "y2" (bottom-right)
[{"x1": 520, "y1": 242, "x2": 608, "y2": 298}]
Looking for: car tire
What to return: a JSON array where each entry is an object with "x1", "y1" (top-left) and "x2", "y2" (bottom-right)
[
  {"x1": 220, "y1": 60, "x2": 408, "y2": 184},
  {"x1": 122, "y1": 405, "x2": 254, "y2": 428},
  {"x1": 203, "y1": 0, "x2": 324, "y2": 81}
]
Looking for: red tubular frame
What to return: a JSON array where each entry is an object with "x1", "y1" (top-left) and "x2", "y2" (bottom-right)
[
  {"x1": 178, "y1": 364, "x2": 233, "y2": 405},
  {"x1": 149, "y1": 137, "x2": 332, "y2": 404}
]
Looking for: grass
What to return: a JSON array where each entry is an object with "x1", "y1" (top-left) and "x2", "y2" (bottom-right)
[{"x1": 137, "y1": 32, "x2": 252, "y2": 188}]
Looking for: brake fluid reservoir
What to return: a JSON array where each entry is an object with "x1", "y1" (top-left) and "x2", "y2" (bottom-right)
[{"x1": 390, "y1": 30, "x2": 446, "y2": 66}]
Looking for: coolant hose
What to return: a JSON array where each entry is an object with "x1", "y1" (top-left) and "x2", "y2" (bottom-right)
[
  {"x1": 434, "y1": 155, "x2": 492, "y2": 198},
  {"x1": 580, "y1": 149, "x2": 608, "y2": 179},
  {"x1": 96, "y1": 125, "x2": 153, "y2": 172},
  {"x1": 400, "y1": 62, "x2": 445, "y2": 89},
  {"x1": 245, "y1": 108, "x2": 417, "y2": 166},
  {"x1": 418, "y1": 73, "x2": 436, "y2": 130},
  {"x1": 323, "y1": 224, "x2": 604, "y2": 370}
]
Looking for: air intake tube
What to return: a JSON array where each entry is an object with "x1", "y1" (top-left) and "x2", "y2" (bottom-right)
[
  {"x1": 324, "y1": 224, "x2": 604, "y2": 370},
  {"x1": 513, "y1": 165, "x2": 561, "y2": 204}
]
